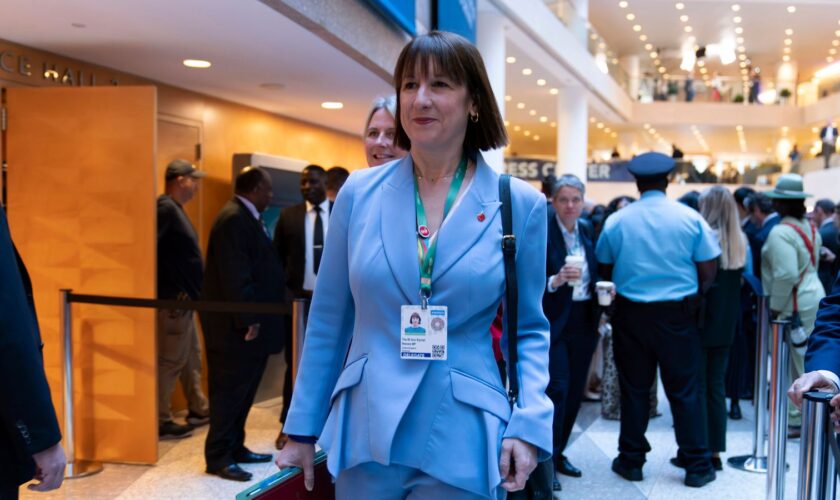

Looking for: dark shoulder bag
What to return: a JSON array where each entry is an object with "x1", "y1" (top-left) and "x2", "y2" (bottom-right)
[{"x1": 499, "y1": 175, "x2": 555, "y2": 499}]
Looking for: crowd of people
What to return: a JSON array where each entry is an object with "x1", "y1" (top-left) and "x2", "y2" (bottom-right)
[{"x1": 3, "y1": 30, "x2": 840, "y2": 500}]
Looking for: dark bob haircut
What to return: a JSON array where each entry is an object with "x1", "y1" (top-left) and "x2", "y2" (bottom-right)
[{"x1": 393, "y1": 31, "x2": 508, "y2": 153}]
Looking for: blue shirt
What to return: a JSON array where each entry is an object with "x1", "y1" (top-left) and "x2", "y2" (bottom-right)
[{"x1": 595, "y1": 190, "x2": 721, "y2": 302}]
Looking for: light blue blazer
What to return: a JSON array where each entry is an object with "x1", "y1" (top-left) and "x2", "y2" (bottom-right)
[{"x1": 284, "y1": 153, "x2": 553, "y2": 498}]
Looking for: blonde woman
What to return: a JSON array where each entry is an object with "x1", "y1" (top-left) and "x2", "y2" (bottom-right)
[{"x1": 674, "y1": 186, "x2": 747, "y2": 471}]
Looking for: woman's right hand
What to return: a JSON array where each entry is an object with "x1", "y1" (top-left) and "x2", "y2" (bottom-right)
[
  {"x1": 552, "y1": 265, "x2": 582, "y2": 288},
  {"x1": 275, "y1": 441, "x2": 316, "y2": 491}
]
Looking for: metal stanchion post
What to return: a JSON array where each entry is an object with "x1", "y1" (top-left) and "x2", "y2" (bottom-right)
[
  {"x1": 766, "y1": 320, "x2": 791, "y2": 500},
  {"x1": 60, "y1": 289, "x2": 103, "y2": 479},
  {"x1": 290, "y1": 298, "x2": 309, "y2": 384},
  {"x1": 798, "y1": 391, "x2": 837, "y2": 500},
  {"x1": 730, "y1": 295, "x2": 771, "y2": 473}
]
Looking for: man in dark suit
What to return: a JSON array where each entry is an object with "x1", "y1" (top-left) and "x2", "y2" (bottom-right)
[
  {"x1": 813, "y1": 199, "x2": 838, "y2": 294},
  {"x1": 0, "y1": 206, "x2": 66, "y2": 498},
  {"x1": 819, "y1": 120, "x2": 838, "y2": 170},
  {"x1": 201, "y1": 167, "x2": 285, "y2": 482},
  {"x1": 789, "y1": 275, "x2": 840, "y2": 424},
  {"x1": 272, "y1": 164, "x2": 330, "y2": 449},
  {"x1": 745, "y1": 192, "x2": 778, "y2": 279},
  {"x1": 542, "y1": 175, "x2": 600, "y2": 489}
]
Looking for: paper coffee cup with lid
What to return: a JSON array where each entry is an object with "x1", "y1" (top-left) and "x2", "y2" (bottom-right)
[
  {"x1": 564, "y1": 255, "x2": 585, "y2": 287},
  {"x1": 596, "y1": 281, "x2": 615, "y2": 306}
]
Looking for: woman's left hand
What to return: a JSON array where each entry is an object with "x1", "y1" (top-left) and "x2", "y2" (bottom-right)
[{"x1": 499, "y1": 437, "x2": 537, "y2": 492}]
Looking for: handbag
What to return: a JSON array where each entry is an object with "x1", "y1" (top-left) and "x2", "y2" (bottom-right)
[
  {"x1": 235, "y1": 450, "x2": 334, "y2": 500},
  {"x1": 782, "y1": 221, "x2": 817, "y2": 349},
  {"x1": 499, "y1": 174, "x2": 555, "y2": 499}
]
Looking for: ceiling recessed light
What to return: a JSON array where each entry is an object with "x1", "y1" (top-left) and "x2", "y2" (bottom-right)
[
  {"x1": 529, "y1": 110, "x2": 537, "y2": 116},
  {"x1": 540, "y1": 116, "x2": 548, "y2": 123},
  {"x1": 590, "y1": 117, "x2": 597, "y2": 123},
  {"x1": 783, "y1": 55, "x2": 791, "y2": 61},
  {"x1": 598, "y1": 42, "x2": 606, "y2": 49},
  {"x1": 675, "y1": 2, "x2": 685, "y2": 10},
  {"x1": 736, "y1": 37, "x2": 745, "y2": 44},
  {"x1": 735, "y1": 26, "x2": 744, "y2": 34},
  {"x1": 536, "y1": 79, "x2": 547, "y2": 86},
  {"x1": 698, "y1": 60, "x2": 705, "y2": 67},
  {"x1": 321, "y1": 101, "x2": 343, "y2": 109},
  {"x1": 733, "y1": 16, "x2": 742, "y2": 23},
  {"x1": 645, "y1": 43, "x2": 653, "y2": 50},
  {"x1": 524, "y1": 130, "x2": 531, "y2": 136},
  {"x1": 784, "y1": 47, "x2": 791, "y2": 53},
  {"x1": 739, "y1": 54, "x2": 747, "y2": 60},
  {"x1": 504, "y1": 95, "x2": 512, "y2": 101},
  {"x1": 784, "y1": 38, "x2": 793, "y2": 45},
  {"x1": 785, "y1": 28, "x2": 794, "y2": 36},
  {"x1": 596, "y1": 122, "x2": 604, "y2": 129},
  {"x1": 550, "y1": 88, "x2": 559, "y2": 95},
  {"x1": 183, "y1": 59, "x2": 211, "y2": 68},
  {"x1": 533, "y1": 135, "x2": 540, "y2": 141},
  {"x1": 517, "y1": 102, "x2": 525, "y2": 109},
  {"x1": 738, "y1": 46, "x2": 746, "y2": 52},
  {"x1": 684, "y1": 25, "x2": 693, "y2": 32},
  {"x1": 591, "y1": 33, "x2": 598, "y2": 40},
  {"x1": 551, "y1": 122, "x2": 557, "y2": 127},
  {"x1": 740, "y1": 61, "x2": 747, "y2": 68},
  {"x1": 633, "y1": 24, "x2": 642, "y2": 31},
  {"x1": 829, "y1": 56, "x2": 836, "y2": 62},
  {"x1": 506, "y1": 56, "x2": 516, "y2": 64},
  {"x1": 836, "y1": 30, "x2": 840, "y2": 37},
  {"x1": 619, "y1": 1, "x2": 628, "y2": 7},
  {"x1": 639, "y1": 34, "x2": 648, "y2": 41},
  {"x1": 514, "y1": 125, "x2": 521, "y2": 131},
  {"x1": 659, "y1": 66, "x2": 666, "y2": 73},
  {"x1": 504, "y1": 120, "x2": 510, "y2": 127},
  {"x1": 680, "y1": 15, "x2": 689, "y2": 22},
  {"x1": 650, "y1": 51, "x2": 658, "y2": 58},
  {"x1": 655, "y1": 59, "x2": 661, "y2": 65},
  {"x1": 731, "y1": 4, "x2": 741, "y2": 11},
  {"x1": 522, "y1": 68, "x2": 532, "y2": 75},
  {"x1": 787, "y1": 5, "x2": 796, "y2": 13},
  {"x1": 626, "y1": 13, "x2": 636, "y2": 20},
  {"x1": 831, "y1": 48, "x2": 838, "y2": 55}
]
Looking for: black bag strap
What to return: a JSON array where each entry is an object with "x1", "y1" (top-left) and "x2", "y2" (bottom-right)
[{"x1": 499, "y1": 174, "x2": 519, "y2": 408}]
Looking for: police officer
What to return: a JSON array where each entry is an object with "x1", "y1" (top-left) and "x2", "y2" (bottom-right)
[{"x1": 595, "y1": 152, "x2": 720, "y2": 488}]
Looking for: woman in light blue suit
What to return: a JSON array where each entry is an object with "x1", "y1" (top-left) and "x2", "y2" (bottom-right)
[{"x1": 275, "y1": 31, "x2": 553, "y2": 499}]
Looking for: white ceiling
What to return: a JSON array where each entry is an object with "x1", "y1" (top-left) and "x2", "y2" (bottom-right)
[
  {"x1": 589, "y1": 0, "x2": 840, "y2": 81},
  {"x1": 0, "y1": 0, "x2": 392, "y2": 135}
]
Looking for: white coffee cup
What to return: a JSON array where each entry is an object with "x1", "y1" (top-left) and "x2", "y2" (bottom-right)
[
  {"x1": 564, "y1": 255, "x2": 585, "y2": 287},
  {"x1": 596, "y1": 281, "x2": 615, "y2": 306}
]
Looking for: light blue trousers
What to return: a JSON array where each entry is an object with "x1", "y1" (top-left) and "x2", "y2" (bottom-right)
[{"x1": 335, "y1": 461, "x2": 501, "y2": 500}]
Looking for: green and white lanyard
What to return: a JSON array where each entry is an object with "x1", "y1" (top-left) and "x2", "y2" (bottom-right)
[{"x1": 414, "y1": 154, "x2": 468, "y2": 309}]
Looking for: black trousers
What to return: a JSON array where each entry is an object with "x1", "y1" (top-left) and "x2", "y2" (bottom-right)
[
  {"x1": 546, "y1": 300, "x2": 599, "y2": 460},
  {"x1": 612, "y1": 297, "x2": 712, "y2": 473},
  {"x1": 204, "y1": 347, "x2": 268, "y2": 472},
  {"x1": 279, "y1": 296, "x2": 312, "y2": 426},
  {"x1": 0, "y1": 479, "x2": 18, "y2": 500}
]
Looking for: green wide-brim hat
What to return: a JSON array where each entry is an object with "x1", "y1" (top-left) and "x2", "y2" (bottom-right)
[{"x1": 765, "y1": 173, "x2": 811, "y2": 199}]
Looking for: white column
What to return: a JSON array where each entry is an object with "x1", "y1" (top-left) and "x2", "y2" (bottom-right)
[
  {"x1": 555, "y1": 86, "x2": 588, "y2": 180},
  {"x1": 476, "y1": 12, "x2": 506, "y2": 171},
  {"x1": 620, "y1": 55, "x2": 641, "y2": 101},
  {"x1": 568, "y1": 0, "x2": 590, "y2": 47}
]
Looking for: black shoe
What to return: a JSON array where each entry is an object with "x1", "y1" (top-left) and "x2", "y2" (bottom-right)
[
  {"x1": 611, "y1": 457, "x2": 643, "y2": 481},
  {"x1": 685, "y1": 469, "x2": 716, "y2": 488},
  {"x1": 729, "y1": 401, "x2": 742, "y2": 420},
  {"x1": 669, "y1": 457, "x2": 686, "y2": 469},
  {"x1": 553, "y1": 477, "x2": 563, "y2": 491},
  {"x1": 233, "y1": 449, "x2": 272, "y2": 463},
  {"x1": 208, "y1": 464, "x2": 252, "y2": 482},
  {"x1": 556, "y1": 456, "x2": 582, "y2": 477},
  {"x1": 186, "y1": 411, "x2": 209, "y2": 427},
  {"x1": 711, "y1": 457, "x2": 723, "y2": 471},
  {"x1": 159, "y1": 420, "x2": 193, "y2": 440}
]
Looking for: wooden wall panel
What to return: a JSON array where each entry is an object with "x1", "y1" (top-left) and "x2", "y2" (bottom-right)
[{"x1": 6, "y1": 86, "x2": 158, "y2": 464}]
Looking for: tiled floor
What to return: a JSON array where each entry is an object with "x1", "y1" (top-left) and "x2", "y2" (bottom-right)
[{"x1": 20, "y1": 391, "x2": 831, "y2": 499}]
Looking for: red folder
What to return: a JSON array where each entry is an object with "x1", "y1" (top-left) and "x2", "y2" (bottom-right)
[{"x1": 236, "y1": 451, "x2": 335, "y2": 500}]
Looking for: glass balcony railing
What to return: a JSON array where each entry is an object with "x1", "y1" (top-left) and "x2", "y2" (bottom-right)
[
  {"x1": 543, "y1": 0, "x2": 632, "y2": 97},
  {"x1": 634, "y1": 74, "x2": 797, "y2": 106}
]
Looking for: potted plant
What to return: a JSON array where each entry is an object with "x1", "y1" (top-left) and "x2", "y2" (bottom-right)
[
  {"x1": 779, "y1": 88, "x2": 792, "y2": 104},
  {"x1": 733, "y1": 94, "x2": 745, "y2": 103}
]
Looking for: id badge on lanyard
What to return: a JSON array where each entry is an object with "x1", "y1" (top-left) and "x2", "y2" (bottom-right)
[{"x1": 400, "y1": 155, "x2": 467, "y2": 361}]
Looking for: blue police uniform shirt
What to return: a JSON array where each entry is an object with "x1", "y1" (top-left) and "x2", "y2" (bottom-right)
[{"x1": 595, "y1": 190, "x2": 721, "y2": 302}]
